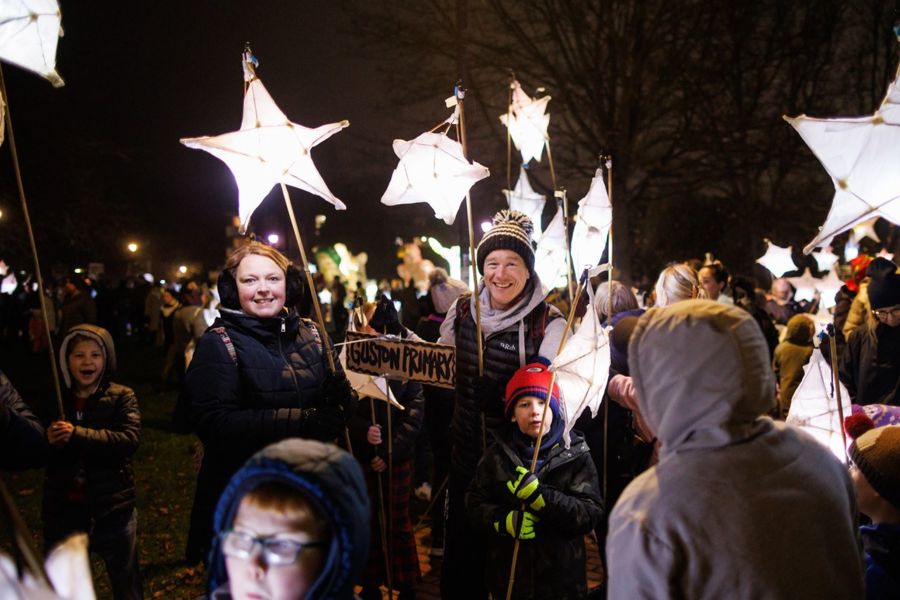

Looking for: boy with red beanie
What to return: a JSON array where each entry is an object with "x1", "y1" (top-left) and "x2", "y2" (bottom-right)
[{"x1": 466, "y1": 360, "x2": 603, "y2": 599}]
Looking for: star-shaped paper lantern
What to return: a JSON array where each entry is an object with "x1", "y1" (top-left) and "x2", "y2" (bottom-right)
[
  {"x1": 499, "y1": 80, "x2": 551, "y2": 164},
  {"x1": 502, "y1": 166, "x2": 545, "y2": 238},
  {"x1": 0, "y1": 0, "x2": 64, "y2": 87},
  {"x1": 551, "y1": 275, "x2": 612, "y2": 446},
  {"x1": 181, "y1": 55, "x2": 348, "y2": 233},
  {"x1": 756, "y1": 240, "x2": 796, "y2": 277},
  {"x1": 849, "y1": 217, "x2": 881, "y2": 244},
  {"x1": 381, "y1": 130, "x2": 489, "y2": 225},
  {"x1": 810, "y1": 249, "x2": 839, "y2": 273},
  {"x1": 787, "y1": 268, "x2": 820, "y2": 303},
  {"x1": 570, "y1": 168, "x2": 612, "y2": 272},
  {"x1": 815, "y1": 268, "x2": 845, "y2": 310},
  {"x1": 785, "y1": 62, "x2": 900, "y2": 254},
  {"x1": 534, "y1": 207, "x2": 568, "y2": 292},
  {"x1": 786, "y1": 348, "x2": 850, "y2": 461}
]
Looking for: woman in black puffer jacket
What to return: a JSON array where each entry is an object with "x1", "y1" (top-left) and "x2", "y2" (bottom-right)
[{"x1": 181, "y1": 242, "x2": 356, "y2": 565}]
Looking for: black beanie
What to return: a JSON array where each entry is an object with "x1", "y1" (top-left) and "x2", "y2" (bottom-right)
[
  {"x1": 866, "y1": 257, "x2": 900, "y2": 310},
  {"x1": 476, "y1": 209, "x2": 535, "y2": 275}
]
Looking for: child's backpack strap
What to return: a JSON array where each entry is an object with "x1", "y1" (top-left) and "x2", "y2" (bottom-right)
[
  {"x1": 300, "y1": 317, "x2": 326, "y2": 353},
  {"x1": 212, "y1": 326, "x2": 238, "y2": 365}
]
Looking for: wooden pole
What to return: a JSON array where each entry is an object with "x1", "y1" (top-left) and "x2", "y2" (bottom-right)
[
  {"x1": 369, "y1": 398, "x2": 394, "y2": 596},
  {"x1": 506, "y1": 77, "x2": 514, "y2": 193},
  {"x1": 456, "y1": 86, "x2": 487, "y2": 450},
  {"x1": 603, "y1": 156, "x2": 613, "y2": 502},
  {"x1": 0, "y1": 480, "x2": 53, "y2": 590},
  {"x1": 505, "y1": 281, "x2": 585, "y2": 600},
  {"x1": 0, "y1": 65, "x2": 65, "y2": 420},
  {"x1": 827, "y1": 325, "x2": 849, "y2": 466},
  {"x1": 280, "y1": 184, "x2": 336, "y2": 373}
]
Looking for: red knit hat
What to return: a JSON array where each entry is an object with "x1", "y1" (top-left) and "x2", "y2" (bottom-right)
[{"x1": 504, "y1": 360, "x2": 560, "y2": 418}]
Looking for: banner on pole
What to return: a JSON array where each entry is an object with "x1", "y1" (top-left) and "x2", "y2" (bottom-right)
[{"x1": 344, "y1": 331, "x2": 456, "y2": 389}]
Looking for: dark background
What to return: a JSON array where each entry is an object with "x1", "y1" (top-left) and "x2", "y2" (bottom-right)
[{"x1": 1, "y1": 1, "x2": 899, "y2": 285}]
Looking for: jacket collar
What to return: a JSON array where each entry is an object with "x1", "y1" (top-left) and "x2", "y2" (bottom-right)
[{"x1": 219, "y1": 307, "x2": 299, "y2": 341}]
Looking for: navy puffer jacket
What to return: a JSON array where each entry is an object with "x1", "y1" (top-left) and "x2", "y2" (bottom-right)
[
  {"x1": 208, "y1": 439, "x2": 370, "y2": 600},
  {"x1": 184, "y1": 307, "x2": 340, "y2": 563}
]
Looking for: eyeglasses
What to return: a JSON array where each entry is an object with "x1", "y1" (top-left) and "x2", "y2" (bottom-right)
[
  {"x1": 219, "y1": 530, "x2": 327, "y2": 566},
  {"x1": 872, "y1": 306, "x2": 900, "y2": 319}
]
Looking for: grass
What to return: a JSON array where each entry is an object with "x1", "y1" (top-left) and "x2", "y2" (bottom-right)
[{"x1": 1, "y1": 338, "x2": 206, "y2": 598}]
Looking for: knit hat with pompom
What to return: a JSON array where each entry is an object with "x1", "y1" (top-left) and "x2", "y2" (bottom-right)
[
  {"x1": 844, "y1": 406, "x2": 900, "y2": 509},
  {"x1": 476, "y1": 209, "x2": 535, "y2": 275}
]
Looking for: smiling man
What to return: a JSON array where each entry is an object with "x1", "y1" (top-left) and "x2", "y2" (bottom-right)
[{"x1": 438, "y1": 209, "x2": 566, "y2": 599}]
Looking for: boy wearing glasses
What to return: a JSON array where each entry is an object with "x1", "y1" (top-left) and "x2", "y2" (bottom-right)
[{"x1": 207, "y1": 439, "x2": 369, "y2": 600}]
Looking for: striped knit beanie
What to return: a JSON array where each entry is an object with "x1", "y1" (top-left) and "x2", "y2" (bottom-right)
[
  {"x1": 848, "y1": 425, "x2": 900, "y2": 509},
  {"x1": 476, "y1": 209, "x2": 535, "y2": 275}
]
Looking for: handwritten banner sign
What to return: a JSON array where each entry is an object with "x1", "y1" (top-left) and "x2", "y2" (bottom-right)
[{"x1": 345, "y1": 331, "x2": 456, "y2": 389}]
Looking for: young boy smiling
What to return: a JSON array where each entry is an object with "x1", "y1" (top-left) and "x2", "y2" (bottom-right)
[
  {"x1": 44, "y1": 324, "x2": 142, "y2": 599},
  {"x1": 466, "y1": 360, "x2": 603, "y2": 599}
]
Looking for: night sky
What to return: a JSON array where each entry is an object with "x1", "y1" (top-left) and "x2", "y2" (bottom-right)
[{"x1": 0, "y1": 2, "x2": 471, "y2": 281}]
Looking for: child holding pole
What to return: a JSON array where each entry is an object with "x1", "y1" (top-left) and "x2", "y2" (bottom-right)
[{"x1": 466, "y1": 360, "x2": 603, "y2": 599}]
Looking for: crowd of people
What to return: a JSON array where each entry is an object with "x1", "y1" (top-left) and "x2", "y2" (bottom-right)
[{"x1": 1, "y1": 210, "x2": 899, "y2": 599}]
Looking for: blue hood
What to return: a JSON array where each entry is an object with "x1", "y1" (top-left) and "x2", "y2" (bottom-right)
[{"x1": 208, "y1": 439, "x2": 370, "y2": 599}]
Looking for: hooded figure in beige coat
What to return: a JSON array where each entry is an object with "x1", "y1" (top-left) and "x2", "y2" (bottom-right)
[{"x1": 606, "y1": 300, "x2": 864, "y2": 599}]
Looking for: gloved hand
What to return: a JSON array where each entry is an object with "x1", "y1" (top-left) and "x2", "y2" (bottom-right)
[
  {"x1": 506, "y1": 465, "x2": 545, "y2": 511},
  {"x1": 493, "y1": 510, "x2": 539, "y2": 540},
  {"x1": 301, "y1": 406, "x2": 344, "y2": 441},
  {"x1": 319, "y1": 371, "x2": 357, "y2": 419},
  {"x1": 369, "y1": 296, "x2": 402, "y2": 336},
  {"x1": 473, "y1": 375, "x2": 503, "y2": 417}
]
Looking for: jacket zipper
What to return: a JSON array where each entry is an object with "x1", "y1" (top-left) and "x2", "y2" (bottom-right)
[{"x1": 278, "y1": 317, "x2": 301, "y2": 403}]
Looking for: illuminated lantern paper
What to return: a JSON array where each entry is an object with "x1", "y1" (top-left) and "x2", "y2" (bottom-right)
[
  {"x1": 570, "y1": 168, "x2": 612, "y2": 272},
  {"x1": 0, "y1": 532, "x2": 96, "y2": 599},
  {"x1": 499, "y1": 80, "x2": 550, "y2": 164},
  {"x1": 849, "y1": 217, "x2": 881, "y2": 244},
  {"x1": 427, "y1": 237, "x2": 463, "y2": 282},
  {"x1": 787, "y1": 268, "x2": 820, "y2": 303},
  {"x1": 181, "y1": 54, "x2": 348, "y2": 233},
  {"x1": 815, "y1": 268, "x2": 845, "y2": 311},
  {"x1": 756, "y1": 241, "x2": 796, "y2": 277},
  {"x1": 1, "y1": 271, "x2": 15, "y2": 294},
  {"x1": 503, "y1": 166, "x2": 545, "y2": 238},
  {"x1": 551, "y1": 270, "x2": 612, "y2": 445},
  {"x1": 785, "y1": 64, "x2": 900, "y2": 254},
  {"x1": 381, "y1": 130, "x2": 489, "y2": 225},
  {"x1": 0, "y1": 0, "x2": 64, "y2": 87},
  {"x1": 811, "y1": 249, "x2": 839, "y2": 273},
  {"x1": 785, "y1": 348, "x2": 851, "y2": 461},
  {"x1": 534, "y1": 207, "x2": 567, "y2": 292}
]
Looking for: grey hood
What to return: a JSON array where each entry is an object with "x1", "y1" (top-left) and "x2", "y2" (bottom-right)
[
  {"x1": 58, "y1": 324, "x2": 117, "y2": 390},
  {"x1": 628, "y1": 300, "x2": 775, "y2": 457}
]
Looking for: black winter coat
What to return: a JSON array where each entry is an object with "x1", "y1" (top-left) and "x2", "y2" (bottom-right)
[
  {"x1": 42, "y1": 382, "x2": 141, "y2": 524},
  {"x1": 0, "y1": 370, "x2": 47, "y2": 470},
  {"x1": 466, "y1": 430, "x2": 604, "y2": 600},
  {"x1": 349, "y1": 378, "x2": 424, "y2": 465},
  {"x1": 183, "y1": 308, "x2": 338, "y2": 563},
  {"x1": 840, "y1": 323, "x2": 900, "y2": 406}
]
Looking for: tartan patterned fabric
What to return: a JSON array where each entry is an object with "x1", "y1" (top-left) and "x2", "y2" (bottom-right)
[{"x1": 362, "y1": 459, "x2": 421, "y2": 588}]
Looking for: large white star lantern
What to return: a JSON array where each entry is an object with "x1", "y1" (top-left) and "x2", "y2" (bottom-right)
[
  {"x1": 785, "y1": 61, "x2": 900, "y2": 254},
  {"x1": 756, "y1": 240, "x2": 796, "y2": 277},
  {"x1": 503, "y1": 166, "x2": 545, "y2": 238},
  {"x1": 181, "y1": 52, "x2": 348, "y2": 233},
  {"x1": 570, "y1": 168, "x2": 612, "y2": 272},
  {"x1": 534, "y1": 207, "x2": 568, "y2": 292},
  {"x1": 811, "y1": 248, "x2": 839, "y2": 273},
  {"x1": 499, "y1": 80, "x2": 551, "y2": 164},
  {"x1": 381, "y1": 129, "x2": 489, "y2": 225},
  {"x1": 0, "y1": 0, "x2": 64, "y2": 87}
]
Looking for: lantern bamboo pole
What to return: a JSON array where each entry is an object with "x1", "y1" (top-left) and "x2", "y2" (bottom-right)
[
  {"x1": 506, "y1": 76, "x2": 514, "y2": 193},
  {"x1": 369, "y1": 397, "x2": 394, "y2": 596},
  {"x1": 546, "y1": 140, "x2": 575, "y2": 300},
  {"x1": 0, "y1": 65, "x2": 65, "y2": 420},
  {"x1": 455, "y1": 85, "x2": 487, "y2": 450},
  {"x1": 280, "y1": 184, "x2": 336, "y2": 373},
  {"x1": 827, "y1": 324, "x2": 849, "y2": 466},
  {"x1": 505, "y1": 279, "x2": 585, "y2": 600},
  {"x1": 603, "y1": 156, "x2": 614, "y2": 502}
]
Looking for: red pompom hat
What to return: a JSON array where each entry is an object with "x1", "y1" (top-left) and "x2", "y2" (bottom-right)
[{"x1": 504, "y1": 360, "x2": 561, "y2": 418}]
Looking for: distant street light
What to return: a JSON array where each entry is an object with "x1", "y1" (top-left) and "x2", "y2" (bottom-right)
[
  {"x1": 127, "y1": 242, "x2": 139, "y2": 253},
  {"x1": 178, "y1": 265, "x2": 188, "y2": 274},
  {"x1": 267, "y1": 233, "x2": 279, "y2": 245},
  {"x1": 480, "y1": 221, "x2": 492, "y2": 233}
]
